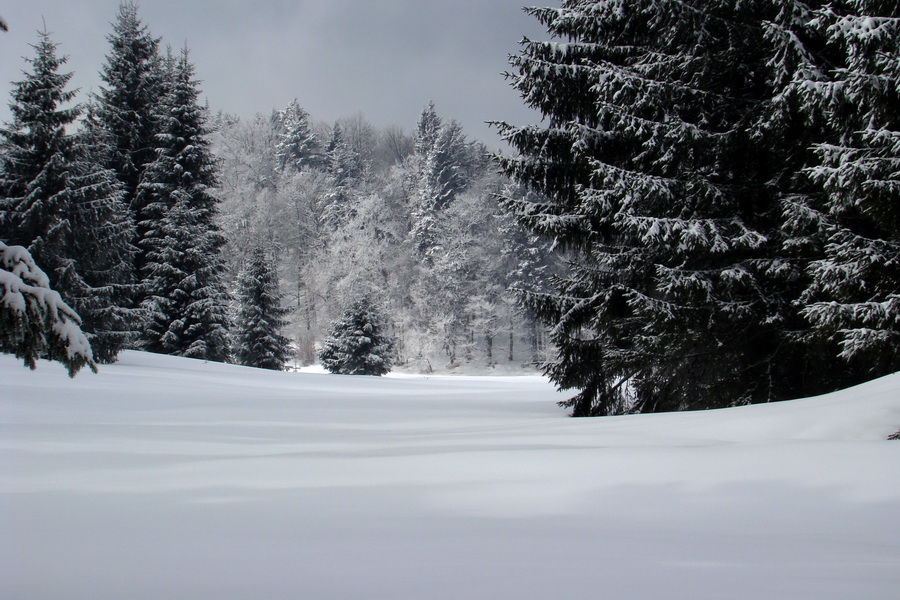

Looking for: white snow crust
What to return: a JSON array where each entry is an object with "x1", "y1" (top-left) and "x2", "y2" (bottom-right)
[{"x1": 1, "y1": 350, "x2": 898, "y2": 600}]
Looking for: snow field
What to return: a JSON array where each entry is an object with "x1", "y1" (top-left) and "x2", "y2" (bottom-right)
[{"x1": 1, "y1": 351, "x2": 899, "y2": 600}]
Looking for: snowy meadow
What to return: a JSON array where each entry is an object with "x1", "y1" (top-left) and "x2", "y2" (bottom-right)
[{"x1": 2, "y1": 351, "x2": 899, "y2": 600}]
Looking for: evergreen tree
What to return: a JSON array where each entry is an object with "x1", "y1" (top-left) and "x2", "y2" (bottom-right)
[
  {"x1": 63, "y1": 104, "x2": 139, "y2": 362},
  {"x1": 410, "y1": 105, "x2": 473, "y2": 260},
  {"x1": 414, "y1": 100, "x2": 442, "y2": 157},
  {"x1": 324, "y1": 122, "x2": 360, "y2": 187},
  {"x1": 496, "y1": 1, "x2": 810, "y2": 415},
  {"x1": 1, "y1": 30, "x2": 139, "y2": 364},
  {"x1": 138, "y1": 48, "x2": 231, "y2": 362},
  {"x1": 95, "y1": 1, "x2": 164, "y2": 275},
  {"x1": 420, "y1": 119, "x2": 471, "y2": 212},
  {"x1": 275, "y1": 99, "x2": 320, "y2": 172},
  {"x1": 0, "y1": 29, "x2": 78, "y2": 278},
  {"x1": 234, "y1": 247, "x2": 292, "y2": 370},
  {"x1": 793, "y1": 2, "x2": 900, "y2": 376},
  {"x1": 0, "y1": 242, "x2": 96, "y2": 376},
  {"x1": 319, "y1": 296, "x2": 395, "y2": 375},
  {"x1": 321, "y1": 123, "x2": 359, "y2": 229}
]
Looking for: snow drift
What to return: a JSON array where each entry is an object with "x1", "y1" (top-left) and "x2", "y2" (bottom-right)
[{"x1": 1, "y1": 351, "x2": 898, "y2": 600}]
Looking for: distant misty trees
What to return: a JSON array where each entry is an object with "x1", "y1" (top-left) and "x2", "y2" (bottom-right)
[{"x1": 211, "y1": 100, "x2": 552, "y2": 372}]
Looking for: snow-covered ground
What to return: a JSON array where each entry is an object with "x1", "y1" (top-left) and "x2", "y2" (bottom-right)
[{"x1": 1, "y1": 351, "x2": 898, "y2": 600}]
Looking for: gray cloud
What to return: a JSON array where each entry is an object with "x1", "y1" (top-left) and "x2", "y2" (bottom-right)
[{"x1": 1, "y1": 0, "x2": 546, "y2": 147}]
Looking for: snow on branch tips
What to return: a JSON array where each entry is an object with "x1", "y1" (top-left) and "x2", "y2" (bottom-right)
[{"x1": 0, "y1": 242, "x2": 97, "y2": 376}]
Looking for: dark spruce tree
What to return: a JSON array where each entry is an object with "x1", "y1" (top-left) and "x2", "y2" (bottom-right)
[
  {"x1": 138, "y1": 48, "x2": 231, "y2": 362},
  {"x1": 319, "y1": 297, "x2": 395, "y2": 376},
  {"x1": 62, "y1": 103, "x2": 139, "y2": 362},
  {"x1": 1, "y1": 30, "x2": 137, "y2": 364},
  {"x1": 0, "y1": 29, "x2": 79, "y2": 276},
  {"x1": 495, "y1": 1, "x2": 819, "y2": 415},
  {"x1": 791, "y1": 1, "x2": 900, "y2": 378},
  {"x1": 94, "y1": 1, "x2": 164, "y2": 276},
  {"x1": 234, "y1": 247, "x2": 292, "y2": 370}
]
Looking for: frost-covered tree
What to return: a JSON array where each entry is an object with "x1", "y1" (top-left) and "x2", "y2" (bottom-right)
[
  {"x1": 319, "y1": 296, "x2": 395, "y2": 375},
  {"x1": 0, "y1": 29, "x2": 79, "y2": 277},
  {"x1": 0, "y1": 242, "x2": 96, "y2": 376},
  {"x1": 410, "y1": 104, "x2": 477, "y2": 260},
  {"x1": 62, "y1": 104, "x2": 138, "y2": 362},
  {"x1": 414, "y1": 101, "x2": 442, "y2": 157},
  {"x1": 496, "y1": 1, "x2": 809, "y2": 415},
  {"x1": 275, "y1": 99, "x2": 320, "y2": 172},
  {"x1": 1, "y1": 30, "x2": 138, "y2": 364},
  {"x1": 94, "y1": 1, "x2": 164, "y2": 275},
  {"x1": 211, "y1": 104, "x2": 547, "y2": 373},
  {"x1": 234, "y1": 247, "x2": 292, "y2": 370},
  {"x1": 321, "y1": 122, "x2": 359, "y2": 229},
  {"x1": 138, "y1": 48, "x2": 231, "y2": 362},
  {"x1": 793, "y1": 2, "x2": 900, "y2": 376}
]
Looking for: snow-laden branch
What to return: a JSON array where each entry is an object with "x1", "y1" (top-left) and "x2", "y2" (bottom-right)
[{"x1": 0, "y1": 242, "x2": 97, "y2": 376}]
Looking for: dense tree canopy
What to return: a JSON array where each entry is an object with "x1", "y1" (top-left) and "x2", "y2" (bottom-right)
[
  {"x1": 1, "y1": 29, "x2": 136, "y2": 364},
  {"x1": 496, "y1": 0, "x2": 899, "y2": 415}
]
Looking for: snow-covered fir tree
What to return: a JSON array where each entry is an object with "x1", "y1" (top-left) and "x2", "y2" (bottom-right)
[
  {"x1": 411, "y1": 117, "x2": 473, "y2": 259},
  {"x1": 408, "y1": 103, "x2": 482, "y2": 262},
  {"x1": 414, "y1": 101, "x2": 442, "y2": 157},
  {"x1": 0, "y1": 29, "x2": 137, "y2": 364},
  {"x1": 319, "y1": 296, "x2": 395, "y2": 376},
  {"x1": 321, "y1": 122, "x2": 359, "y2": 230},
  {"x1": 275, "y1": 99, "x2": 321, "y2": 172},
  {"x1": 234, "y1": 247, "x2": 292, "y2": 370},
  {"x1": 0, "y1": 29, "x2": 79, "y2": 277},
  {"x1": 496, "y1": 1, "x2": 816, "y2": 415},
  {"x1": 137, "y1": 48, "x2": 231, "y2": 362},
  {"x1": 61, "y1": 103, "x2": 138, "y2": 363},
  {"x1": 793, "y1": 1, "x2": 900, "y2": 377},
  {"x1": 94, "y1": 0, "x2": 164, "y2": 276},
  {"x1": 0, "y1": 242, "x2": 96, "y2": 377}
]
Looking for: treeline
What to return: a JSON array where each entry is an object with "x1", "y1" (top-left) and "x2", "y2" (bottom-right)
[
  {"x1": 0, "y1": 2, "x2": 553, "y2": 374},
  {"x1": 5, "y1": 0, "x2": 895, "y2": 415},
  {"x1": 1, "y1": 3, "x2": 232, "y2": 367},
  {"x1": 211, "y1": 101, "x2": 554, "y2": 371}
]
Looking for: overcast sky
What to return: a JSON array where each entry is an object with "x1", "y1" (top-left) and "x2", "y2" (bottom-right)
[{"x1": 1, "y1": 1, "x2": 549, "y2": 148}]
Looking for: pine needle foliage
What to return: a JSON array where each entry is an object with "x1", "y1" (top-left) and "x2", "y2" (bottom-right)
[
  {"x1": 234, "y1": 247, "x2": 292, "y2": 370},
  {"x1": 319, "y1": 297, "x2": 395, "y2": 376}
]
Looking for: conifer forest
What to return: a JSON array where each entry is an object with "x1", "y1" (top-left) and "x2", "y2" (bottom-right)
[{"x1": 1, "y1": 0, "x2": 898, "y2": 415}]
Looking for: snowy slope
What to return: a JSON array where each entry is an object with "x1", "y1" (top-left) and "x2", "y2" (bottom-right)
[{"x1": 1, "y1": 351, "x2": 898, "y2": 600}]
